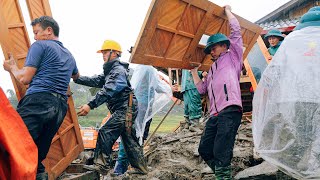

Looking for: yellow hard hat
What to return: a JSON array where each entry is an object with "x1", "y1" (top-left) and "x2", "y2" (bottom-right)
[{"x1": 97, "y1": 40, "x2": 122, "y2": 53}]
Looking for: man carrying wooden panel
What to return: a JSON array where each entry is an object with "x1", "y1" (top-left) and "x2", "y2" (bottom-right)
[
  {"x1": 3, "y1": 16, "x2": 79, "y2": 180},
  {"x1": 191, "y1": 5, "x2": 243, "y2": 179}
]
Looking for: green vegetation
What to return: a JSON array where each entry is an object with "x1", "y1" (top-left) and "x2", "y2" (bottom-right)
[
  {"x1": 71, "y1": 81, "x2": 185, "y2": 133},
  {"x1": 149, "y1": 115, "x2": 183, "y2": 133},
  {"x1": 78, "y1": 114, "x2": 183, "y2": 133},
  {"x1": 6, "y1": 82, "x2": 185, "y2": 134}
]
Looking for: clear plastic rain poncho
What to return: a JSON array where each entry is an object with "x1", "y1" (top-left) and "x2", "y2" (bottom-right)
[
  {"x1": 130, "y1": 65, "x2": 173, "y2": 145},
  {"x1": 252, "y1": 27, "x2": 320, "y2": 179}
]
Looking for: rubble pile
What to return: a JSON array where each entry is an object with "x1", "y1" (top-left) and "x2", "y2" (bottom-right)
[
  {"x1": 118, "y1": 112, "x2": 265, "y2": 180},
  {"x1": 61, "y1": 112, "x2": 296, "y2": 179}
]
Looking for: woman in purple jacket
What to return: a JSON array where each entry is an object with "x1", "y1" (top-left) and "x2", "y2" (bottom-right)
[{"x1": 191, "y1": 5, "x2": 243, "y2": 179}]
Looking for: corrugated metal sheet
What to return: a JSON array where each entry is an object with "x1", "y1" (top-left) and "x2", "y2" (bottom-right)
[{"x1": 258, "y1": 18, "x2": 300, "y2": 31}]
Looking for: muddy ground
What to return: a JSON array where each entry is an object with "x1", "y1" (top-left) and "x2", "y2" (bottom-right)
[
  {"x1": 105, "y1": 112, "x2": 258, "y2": 180},
  {"x1": 61, "y1": 112, "x2": 295, "y2": 179},
  {"x1": 58, "y1": 113, "x2": 293, "y2": 180}
]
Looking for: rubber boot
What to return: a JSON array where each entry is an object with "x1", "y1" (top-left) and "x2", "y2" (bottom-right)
[
  {"x1": 205, "y1": 159, "x2": 215, "y2": 174},
  {"x1": 189, "y1": 118, "x2": 201, "y2": 132},
  {"x1": 184, "y1": 117, "x2": 190, "y2": 129},
  {"x1": 190, "y1": 118, "x2": 200, "y2": 126},
  {"x1": 215, "y1": 166, "x2": 232, "y2": 180},
  {"x1": 113, "y1": 161, "x2": 128, "y2": 176}
]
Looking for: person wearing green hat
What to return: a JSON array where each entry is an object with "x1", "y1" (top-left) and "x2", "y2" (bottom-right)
[
  {"x1": 264, "y1": 29, "x2": 284, "y2": 57},
  {"x1": 191, "y1": 5, "x2": 243, "y2": 180},
  {"x1": 181, "y1": 69, "x2": 204, "y2": 128},
  {"x1": 295, "y1": 6, "x2": 320, "y2": 30}
]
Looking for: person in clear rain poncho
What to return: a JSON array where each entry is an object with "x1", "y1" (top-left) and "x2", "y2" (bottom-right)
[
  {"x1": 252, "y1": 6, "x2": 320, "y2": 179},
  {"x1": 113, "y1": 65, "x2": 172, "y2": 175}
]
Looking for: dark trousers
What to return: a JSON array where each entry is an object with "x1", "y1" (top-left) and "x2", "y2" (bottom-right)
[
  {"x1": 17, "y1": 92, "x2": 68, "y2": 173},
  {"x1": 198, "y1": 105, "x2": 242, "y2": 168},
  {"x1": 94, "y1": 100, "x2": 147, "y2": 172},
  {"x1": 116, "y1": 118, "x2": 152, "y2": 167},
  {"x1": 143, "y1": 118, "x2": 152, "y2": 141}
]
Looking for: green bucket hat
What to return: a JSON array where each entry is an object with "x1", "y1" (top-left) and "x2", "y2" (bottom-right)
[
  {"x1": 295, "y1": 6, "x2": 320, "y2": 30},
  {"x1": 264, "y1": 29, "x2": 284, "y2": 41},
  {"x1": 204, "y1": 33, "x2": 230, "y2": 54}
]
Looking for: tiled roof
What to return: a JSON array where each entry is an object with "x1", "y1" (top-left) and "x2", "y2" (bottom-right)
[{"x1": 258, "y1": 18, "x2": 300, "y2": 31}]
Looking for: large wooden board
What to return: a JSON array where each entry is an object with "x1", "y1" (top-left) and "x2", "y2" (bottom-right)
[
  {"x1": 0, "y1": 0, "x2": 29, "y2": 99},
  {"x1": 130, "y1": 0, "x2": 262, "y2": 71},
  {"x1": 0, "y1": 0, "x2": 84, "y2": 179}
]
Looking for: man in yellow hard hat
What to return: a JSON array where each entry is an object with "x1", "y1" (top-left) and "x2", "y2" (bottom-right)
[{"x1": 73, "y1": 40, "x2": 147, "y2": 175}]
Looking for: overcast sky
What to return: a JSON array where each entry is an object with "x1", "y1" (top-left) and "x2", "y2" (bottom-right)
[{"x1": 0, "y1": 0, "x2": 291, "y2": 95}]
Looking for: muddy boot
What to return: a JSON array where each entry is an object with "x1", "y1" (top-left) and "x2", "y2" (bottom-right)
[
  {"x1": 132, "y1": 161, "x2": 148, "y2": 175},
  {"x1": 36, "y1": 172, "x2": 48, "y2": 180},
  {"x1": 215, "y1": 166, "x2": 232, "y2": 180},
  {"x1": 184, "y1": 123, "x2": 190, "y2": 129},
  {"x1": 189, "y1": 119, "x2": 201, "y2": 132},
  {"x1": 190, "y1": 118, "x2": 200, "y2": 126},
  {"x1": 184, "y1": 117, "x2": 191, "y2": 128},
  {"x1": 205, "y1": 159, "x2": 215, "y2": 174},
  {"x1": 113, "y1": 161, "x2": 128, "y2": 176}
]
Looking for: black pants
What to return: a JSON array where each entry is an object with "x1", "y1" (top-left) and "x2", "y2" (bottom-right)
[
  {"x1": 17, "y1": 92, "x2": 68, "y2": 173},
  {"x1": 94, "y1": 99, "x2": 147, "y2": 172},
  {"x1": 198, "y1": 105, "x2": 242, "y2": 168},
  {"x1": 143, "y1": 118, "x2": 152, "y2": 141}
]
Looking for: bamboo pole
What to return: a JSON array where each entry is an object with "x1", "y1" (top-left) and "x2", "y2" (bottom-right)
[{"x1": 144, "y1": 99, "x2": 179, "y2": 147}]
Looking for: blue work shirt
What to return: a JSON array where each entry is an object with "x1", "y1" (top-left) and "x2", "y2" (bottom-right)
[{"x1": 25, "y1": 40, "x2": 78, "y2": 98}]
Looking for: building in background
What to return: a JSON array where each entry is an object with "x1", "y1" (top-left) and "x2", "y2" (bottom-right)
[{"x1": 256, "y1": 0, "x2": 320, "y2": 46}]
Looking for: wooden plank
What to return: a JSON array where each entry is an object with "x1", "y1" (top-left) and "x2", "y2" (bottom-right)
[
  {"x1": 243, "y1": 58, "x2": 258, "y2": 91},
  {"x1": 256, "y1": 36, "x2": 271, "y2": 64},
  {"x1": 1, "y1": 1, "x2": 84, "y2": 179},
  {"x1": 0, "y1": 0, "x2": 30, "y2": 99},
  {"x1": 26, "y1": 0, "x2": 52, "y2": 18},
  {"x1": 130, "y1": 0, "x2": 262, "y2": 71}
]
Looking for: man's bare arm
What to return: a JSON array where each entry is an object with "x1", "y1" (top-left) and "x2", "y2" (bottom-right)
[{"x1": 3, "y1": 54, "x2": 36, "y2": 85}]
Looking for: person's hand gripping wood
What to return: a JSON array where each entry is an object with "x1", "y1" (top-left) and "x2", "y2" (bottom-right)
[{"x1": 77, "y1": 104, "x2": 91, "y2": 116}]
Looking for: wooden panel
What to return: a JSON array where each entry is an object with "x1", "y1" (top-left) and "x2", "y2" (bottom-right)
[
  {"x1": 0, "y1": 0, "x2": 29, "y2": 99},
  {"x1": 130, "y1": 0, "x2": 262, "y2": 71},
  {"x1": 26, "y1": 0, "x2": 52, "y2": 19},
  {"x1": 0, "y1": 1, "x2": 84, "y2": 180},
  {"x1": 166, "y1": 35, "x2": 192, "y2": 60}
]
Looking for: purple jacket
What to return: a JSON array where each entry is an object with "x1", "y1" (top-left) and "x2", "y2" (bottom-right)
[{"x1": 196, "y1": 18, "x2": 243, "y2": 115}]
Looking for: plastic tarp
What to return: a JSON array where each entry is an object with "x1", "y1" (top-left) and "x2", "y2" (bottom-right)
[
  {"x1": 130, "y1": 65, "x2": 173, "y2": 145},
  {"x1": 252, "y1": 27, "x2": 320, "y2": 179},
  {"x1": 0, "y1": 87, "x2": 37, "y2": 179}
]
